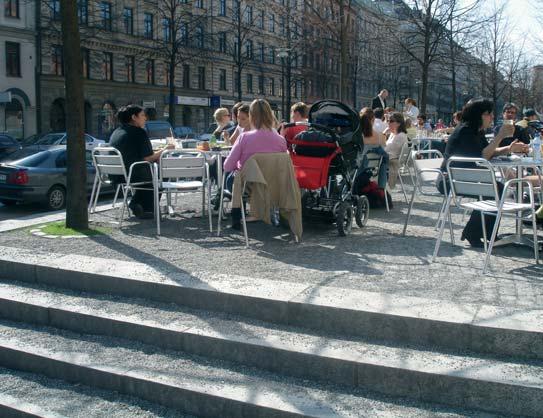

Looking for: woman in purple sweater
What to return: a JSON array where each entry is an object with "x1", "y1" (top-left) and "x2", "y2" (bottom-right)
[{"x1": 223, "y1": 99, "x2": 288, "y2": 229}]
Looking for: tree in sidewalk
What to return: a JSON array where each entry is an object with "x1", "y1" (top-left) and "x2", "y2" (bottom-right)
[
  {"x1": 154, "y1": 0, "x2": 211, "y2": 127},
  {"x1": 59, "y1": 0, "x2": 87, "y2": 229},
  {"x1": 474, "y1": 3, "x2": 517, "y2": 121},
  {"x1": 221, "y1": 0, "x2": 261, "y2": 102},
  {"x1": 442, "y1": 0, "x2": 487, "y2": 112},
  {"x1": 377, "y1": 0, "x2": 481, "y2": 114},
  {"x1": 302, "y1": 0, "x2": 357, "y2": 104}
]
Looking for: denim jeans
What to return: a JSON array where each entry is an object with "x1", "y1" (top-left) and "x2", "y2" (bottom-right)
[{"x1": 360, "y1": 146, "x2": 388, "y2": 189}]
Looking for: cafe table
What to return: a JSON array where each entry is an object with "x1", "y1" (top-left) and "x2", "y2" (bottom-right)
[{"x1": 488, "y1": 156, "x2": 542, "y2": 248}]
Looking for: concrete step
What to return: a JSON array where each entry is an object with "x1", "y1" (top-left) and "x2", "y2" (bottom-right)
[
  {"x1": 0, "y1": 319, "x2": 495, "y2": 418},
  {"x1": 0, "y1": 247, "x2": 541, "y2": 360},
  {"x1": 0, "y1": 281, "x2": 541, "y2": 417},
  {"x1": 0, "y1": 367, "x2": 191, "y2": 418}
]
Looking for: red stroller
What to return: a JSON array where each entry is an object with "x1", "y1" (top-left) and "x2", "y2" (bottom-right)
[{"x1": 285, "y1": 100, "x2": 369, "y2": 236}]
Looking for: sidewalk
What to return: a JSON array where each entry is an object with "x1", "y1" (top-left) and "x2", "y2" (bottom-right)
[{"x1": 0, "y1": 189, "x2": 540, "y2": 311}]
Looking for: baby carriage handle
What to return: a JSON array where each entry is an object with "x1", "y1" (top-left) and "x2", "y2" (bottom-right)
[{"x1": 282, "y1": 121, "x2": 336, "y2": 136}]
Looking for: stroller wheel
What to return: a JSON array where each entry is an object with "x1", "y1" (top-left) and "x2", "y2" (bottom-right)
[
  {"x1": 336, "y1": 201, "x2": 353, "y2": 236},
  {"x1": 355, "y1": 195, "x2": 370, "y2": 228}
]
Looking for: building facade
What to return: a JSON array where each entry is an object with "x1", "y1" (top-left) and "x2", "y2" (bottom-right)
[
  {"x1": 0, "y1": 0, "x2": 37, "y2": 139},
  {"x1": 37, "y1": 0, "x2": 306, "y2": 138}
]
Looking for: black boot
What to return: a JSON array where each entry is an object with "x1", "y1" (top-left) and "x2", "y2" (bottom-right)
[{"x1": 230, "y1": 208, "x2": 241, "y2": 230}]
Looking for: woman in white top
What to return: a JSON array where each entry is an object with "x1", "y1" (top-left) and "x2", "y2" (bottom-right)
[
  {"x1": 403, "y1": 98, "x2": 419, "y2": 125},
  {"x1": 385, "y1": 112, "x2": 408, "y2": 188}
]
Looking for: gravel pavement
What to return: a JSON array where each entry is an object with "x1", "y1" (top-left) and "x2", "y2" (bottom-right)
[{"x1": 0, "y1": 188, "x2": 541, "y2": 310}]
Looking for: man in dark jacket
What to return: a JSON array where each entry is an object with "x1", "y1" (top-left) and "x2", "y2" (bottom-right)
[{"x1": 371, "y1": 89, "x2": 388, "y2": 110}]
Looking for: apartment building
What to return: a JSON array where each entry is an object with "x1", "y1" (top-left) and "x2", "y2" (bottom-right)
[
  {"x1": 38, "y1": 0, "x2": 306, "y2": 137},
  {"x1": 0, "y1": 0, "x2": 37, "y2": 139}
]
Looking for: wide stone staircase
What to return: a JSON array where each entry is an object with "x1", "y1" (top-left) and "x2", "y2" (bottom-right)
[{"x1": 0, "y1": 247, "x2": 541, "y2": 417}]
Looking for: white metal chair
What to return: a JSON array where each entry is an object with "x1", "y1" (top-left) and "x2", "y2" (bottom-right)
[
  {"x1": 157, "y1": 150, "x2": 212, "y2": 235},
  {"x1": 394, "y1": 142, "x2": 411, "y2": 203},
  {"x1": 364, "y1": 150, "x2": 390, "y2": 212},
  {"x1": 89, "y1": 147, "x2": 124, "y2": 214},
  {"x1": 402, "y1": 149, "x2": 452, "y2": 239},
  {"x1": 434, "y1": 157, "x2": 539, "y2": 273}
]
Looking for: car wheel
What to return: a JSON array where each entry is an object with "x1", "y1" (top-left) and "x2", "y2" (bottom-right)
[
  {"x1": 0, "y1": 199, "x2": 17, "y2": 206},
  {"x1": 46, "y1": 185, "x2": 66, "y2": 211}
]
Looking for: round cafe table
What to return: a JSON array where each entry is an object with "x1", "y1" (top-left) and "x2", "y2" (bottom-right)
[{"x1": 488, "y1": 156, "x2": 542, "y2": 248}]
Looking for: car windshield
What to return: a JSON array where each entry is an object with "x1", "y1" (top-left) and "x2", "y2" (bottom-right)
[
  {"x1": 5, "y1": 150, "x2": 52, "y2": 167},
  {"x1": 35, "y1": 133, "x2": 64, "y2": 145}
]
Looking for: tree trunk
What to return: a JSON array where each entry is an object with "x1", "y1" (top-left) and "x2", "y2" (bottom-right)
[
  {"x1": 168, "y1": 57, "x2": 176, "y2": 127},
  {"x1": 339, "y1": 0, "x2": 347, "y2": 102},
  {"x1": 421, "y1": 62, "x2": 429, "y2": 114},
  {"x1": 60, "y1": 0, "x2": 87, "y2": 229}
]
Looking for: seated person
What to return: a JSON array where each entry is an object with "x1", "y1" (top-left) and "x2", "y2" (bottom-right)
[
  {"x1": 438, "y1": 98, "x2": 528, "y2": 247},
  {"x1": 280, "y1": 102, "x2": 309, "y2": 143},
  {"x1": 517, "y1": 108, "x2": 543, "y2": 139},
  {"x1": 109, "y1": 104, "x2": 174, "y2": 218},
  {"x1": 416, "y1": 114, "x2": 433, "y2": 133},
  {"x1": 403, "y1": 98, "x2": 419, "y2": 125},
  {"x1": 385, "y1": 113, "x2": 408, "y2": 188},
  {"x1": 405, "y1": 118, "x2": 417, "y2": 142},
  {"x1": 213, "y1": 103, "x2": 252, "y2": 210},
  {"x1": 357, "y1": 107, "x2": 388, "y2": 190},
  {"x1": 372, "y1": 107, "x2": 387, "y2": 133},
  {"x1": 228, "y1": 102, "x2": 244, "y2": 145},
  {"x1": 493, "y1": 102, "x2": 530, "y2": 146},
  {"x1": 223, "y1": 99, "x2": 288, "y2": 229}
]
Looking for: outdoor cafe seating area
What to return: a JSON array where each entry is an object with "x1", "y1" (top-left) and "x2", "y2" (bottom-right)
[{"x1": 87, "y1": 129, "x2": 543, "y2": 277}]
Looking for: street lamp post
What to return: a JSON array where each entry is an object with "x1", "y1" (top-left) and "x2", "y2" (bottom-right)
[{"x1": 277, "y1": 48, "x2": 290, "y2": 121}]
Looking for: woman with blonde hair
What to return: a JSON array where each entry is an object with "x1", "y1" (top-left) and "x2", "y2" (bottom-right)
[
  {"x1": 212, "y1": 107, "x2": 234, "y2": 141},
  {"x1": 223, "y1": 99, "x2": 287, "y2": 229}
]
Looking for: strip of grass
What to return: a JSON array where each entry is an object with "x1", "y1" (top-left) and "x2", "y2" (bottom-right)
[{"x1": 39, "y1": 221, "x2": 109, "y2": 237}]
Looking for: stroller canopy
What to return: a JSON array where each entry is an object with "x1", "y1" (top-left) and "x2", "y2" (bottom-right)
[{"x1": 308, "y1": 100, "x2": 362, "y2": 146}]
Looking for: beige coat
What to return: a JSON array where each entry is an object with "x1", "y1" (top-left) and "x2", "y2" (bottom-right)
[{"x1": 232, "y1": 153, "x2": 302, "y2": 241}]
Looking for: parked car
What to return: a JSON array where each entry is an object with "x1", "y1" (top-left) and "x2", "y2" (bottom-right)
[
  {"x1": 145, "y1": 120, "x2": 174, "y2": 140},
  {"x1": 0, "y1": 134, "x2": 21, "y2": 160},
  {"x1": 0, "y1": 146, "x2": 111, "y2": 210},
  {"x1": 173, "y1": 126, "x2": 196, "y2": 139},
  {"x1": 22, "y1": 132, "x2": 105, "y2": 149}
]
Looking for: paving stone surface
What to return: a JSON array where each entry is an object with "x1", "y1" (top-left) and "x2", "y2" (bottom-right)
[{"x1": 0, "y1": 188, "x2": 541, "y2": 310}]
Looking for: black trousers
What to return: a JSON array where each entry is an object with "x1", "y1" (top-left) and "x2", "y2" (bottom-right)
[
  {"x1": 437, "y1": 178, "x2": 504, "y2": 242},
  {"x1": 113, "y1": 167, "x2": 155, "y2": 213}
]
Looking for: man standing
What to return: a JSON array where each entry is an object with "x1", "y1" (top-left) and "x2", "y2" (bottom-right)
[
  {"x1": 493, "y1": 103, "x2": 530, "y2": 146},
  {"x1": 371, "y1": 89, "x2": 388, "y2": 110}
]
